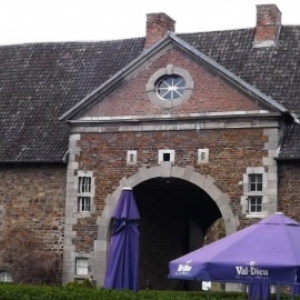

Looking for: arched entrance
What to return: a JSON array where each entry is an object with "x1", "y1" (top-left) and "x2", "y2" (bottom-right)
[
  {"x1": 94, "y1": 166, "x2": 238, "y2": 288},
  {"x1": 134, "y1": 177, "x2": 221, "y2": 290}
]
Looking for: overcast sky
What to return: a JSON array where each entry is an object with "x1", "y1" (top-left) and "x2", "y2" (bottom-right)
[{"x1": 0, "y1": 0, "x2": 299, "y2": 46}]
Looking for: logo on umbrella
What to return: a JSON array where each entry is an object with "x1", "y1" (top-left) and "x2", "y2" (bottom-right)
[
  {"x1": 236, "y1": 265, "x2": 269, "y2": 277},
  {"x1": 177, "y1": 264, "x2": 192, "y2": 272}
]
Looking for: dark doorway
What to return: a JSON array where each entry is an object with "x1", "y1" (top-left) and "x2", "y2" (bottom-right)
[{"x1": 133, "y1": 177, "x2": 222, "y2": 290}]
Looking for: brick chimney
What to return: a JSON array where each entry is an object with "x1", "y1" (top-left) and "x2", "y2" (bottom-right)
[
  {"x1": 254, "y1": 4, "x2": 281, "y2": 47},
  {"x1": 144, "y1": 13, "x2": 175, "y2": 49}
]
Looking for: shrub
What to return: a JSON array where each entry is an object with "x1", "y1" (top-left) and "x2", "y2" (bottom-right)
[{"x1": 0, "y1": 228, "x2": 62, "y2": 285}]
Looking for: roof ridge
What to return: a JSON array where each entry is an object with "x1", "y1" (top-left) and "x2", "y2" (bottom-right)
[
  {"x1": 0, "y1": 37, "x2": 145, "y2": 49},
  {"x1": 178, "y1": 27, "x2": 255, "y2": 36}
]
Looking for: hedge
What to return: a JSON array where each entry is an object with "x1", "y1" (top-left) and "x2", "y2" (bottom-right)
[{"x1": 0, "y1": 282, "x2": 297, "y2": 300}]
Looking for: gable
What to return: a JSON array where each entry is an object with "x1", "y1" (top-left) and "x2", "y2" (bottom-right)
[{"x1": 80, "y1": 47, "x2": 273, "y2": 120}]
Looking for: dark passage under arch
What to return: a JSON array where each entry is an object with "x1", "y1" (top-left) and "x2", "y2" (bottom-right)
[{"x1": 133, "y1": 177, "x2": 222, "y2": 290}]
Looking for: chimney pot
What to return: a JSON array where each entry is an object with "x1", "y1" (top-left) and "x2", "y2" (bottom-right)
[
  {"x1": 254, "y1": 4, "x2": 281, "y2": 47},
  {"x1": 144, "y1": 13, "x2": 175, "y2": 49}
]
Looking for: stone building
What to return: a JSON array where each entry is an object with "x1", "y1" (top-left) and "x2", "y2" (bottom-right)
[{"x1": 0, "y1": 4, "x2": 300, "y2": 289}]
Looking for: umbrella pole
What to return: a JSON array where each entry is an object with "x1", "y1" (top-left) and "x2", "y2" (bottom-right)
[
  {"x1": 276, "y1": 283, "x2": 280, "y2": 300},
  {"x1": 290, "y1": 285, "x2": 294, "y2": 300}
]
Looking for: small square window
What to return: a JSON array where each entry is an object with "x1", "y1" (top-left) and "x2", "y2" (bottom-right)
[
  {"x1": 249, "y1": 174, "x2": 262, "y2": 191},
  {"x1": 163, "y1": 153, "x2": 170, "y2": 161},
  {"x1": 0, "y1": 271, "x2": 13, "y2": 282},
  {"x1": 197, "y1": 149, "x2": 209, "y2": 164},
  {"x1": 158, "y1": 150, "x2": 175, "y2": 164},
  {"x1": 78, "y1": 197, "x2": 91, "y2": 212},
  {"x1": 127, "y1": 150, "x2": 137, "y2": 164},
  {"x1": 76, "y1": 258, "x2": 89, "y2": 275},
  {"x1": 249, "y1": 196, "x2": 262, "y2": 213}
]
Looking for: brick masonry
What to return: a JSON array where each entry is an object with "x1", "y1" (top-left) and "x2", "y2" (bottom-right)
[
  {"x1": 0, "y1": 164, "x2": 66, "y2": 272},
  {"x1": 82, "y1": 48, "x2": 262, "y2": 119},
  {"x1": 145, "y1": 13, "x2": 175, "y2": 49},
  {"x1": 254, "y1": 4, "x2": 281, "y2": 47},
  {"x1": 278, "y1": 161, "x2": 300, "y2": 220},
  {"x1": 63, "y1": 123, "x2": 278, "y2": 287}
]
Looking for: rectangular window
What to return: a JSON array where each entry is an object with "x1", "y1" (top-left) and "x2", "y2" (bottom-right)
[
  {"x1": 242, "y1": 168, "x2": 266, "y2": 217},
  {"x1": 78, "y1": 197, "x2": 91, "y2": 212},
  {"x1": 0, "y1": 271, "x2": 12, "y2": 282},
  {"x1": 77, "y1": 175, "x2": 92, "y2": 212},
  {"x1": 249, "y1": 174, "x2": 263, "y2": 191},
  {"x1": 249, "y1": 196, "x2": 262, "y2": 213},
  {"x1": 127, "y1": 150, "x2": 137, "y2": 164},
  {"x1": 75, "y1": 258, "x2": 89, "y2": 275},
  {"x1": 78, "y1": 176, "x2": 91, "y2": 193},
  {"x1": 197, "y1": 148, "x2": 209, "y2": 164}
]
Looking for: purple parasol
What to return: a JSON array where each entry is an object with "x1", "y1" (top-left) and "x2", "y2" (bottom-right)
[
  {"x1": 169, "y1": 212, "x2": 300, "y2": 285},
  {"x1": 104, "y1": 187, "x2": 140, "y2": 291}
]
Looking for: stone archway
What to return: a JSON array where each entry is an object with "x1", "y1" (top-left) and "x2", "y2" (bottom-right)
[{"x1": 93, "y1": 165, "x2": 238, "y2": 286}]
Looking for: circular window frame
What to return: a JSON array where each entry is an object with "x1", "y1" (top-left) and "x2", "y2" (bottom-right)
[
  {"x1": 145, "y1": 64, "x2": 194, "y2": 108},
  {"x1": 156, "y1": 75, "x2": 186, "y2": 101}
]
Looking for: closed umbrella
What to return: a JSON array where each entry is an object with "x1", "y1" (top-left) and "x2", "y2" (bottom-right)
[{"x1": 104, "y1": 187, "x2": 140, "y2": 291}]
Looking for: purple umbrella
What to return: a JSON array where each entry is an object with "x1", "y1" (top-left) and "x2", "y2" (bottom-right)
[
  {"x1": 169, "y1": 212, "x2": 300, "y2": 285},
  {"x1": 104, "y1": 187, "x2": 140, "y2": 291}
]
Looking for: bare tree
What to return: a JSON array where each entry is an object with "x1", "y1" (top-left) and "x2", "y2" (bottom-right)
[
  {"x1": 203, "y1": 219, "x2": 226, "y2": 291},
  {"x1": 0, "y1": 228, "x2": 62, "y2": 285},
  {"x1": 204, "y1": 218, "x2": 226, "y2": 245}
]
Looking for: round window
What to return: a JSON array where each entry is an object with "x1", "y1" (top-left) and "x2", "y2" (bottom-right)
[
  {"x1": 146, "y1": 65, "x2": 194, "y2": 108},
  {"x1": 156, "y1": 75, "x2": 186, "y2": 100}
]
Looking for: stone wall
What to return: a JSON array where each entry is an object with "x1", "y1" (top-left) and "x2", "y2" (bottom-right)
[{"x1": 0, "y1": 164, "x2": 66, "y2": 253}]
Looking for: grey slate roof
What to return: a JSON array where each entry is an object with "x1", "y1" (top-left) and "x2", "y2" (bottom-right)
[
  {"x1": 0, "y1": 39, "x2": 145, "y2": 162},
  {"x1": 278, "y1": 124, "x2": 300, "y2": 160},
  {"x1": 1, "y1": 25, "x2": 300, "y2": 162}
]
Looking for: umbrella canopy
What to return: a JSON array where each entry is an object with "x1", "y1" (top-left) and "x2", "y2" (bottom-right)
[
  {"x1": 169, "y1": 212, "x2": 300, "y2": 285},
  {"x1": 104, "y1": 187, "x2": 140, "y2": 291}
]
